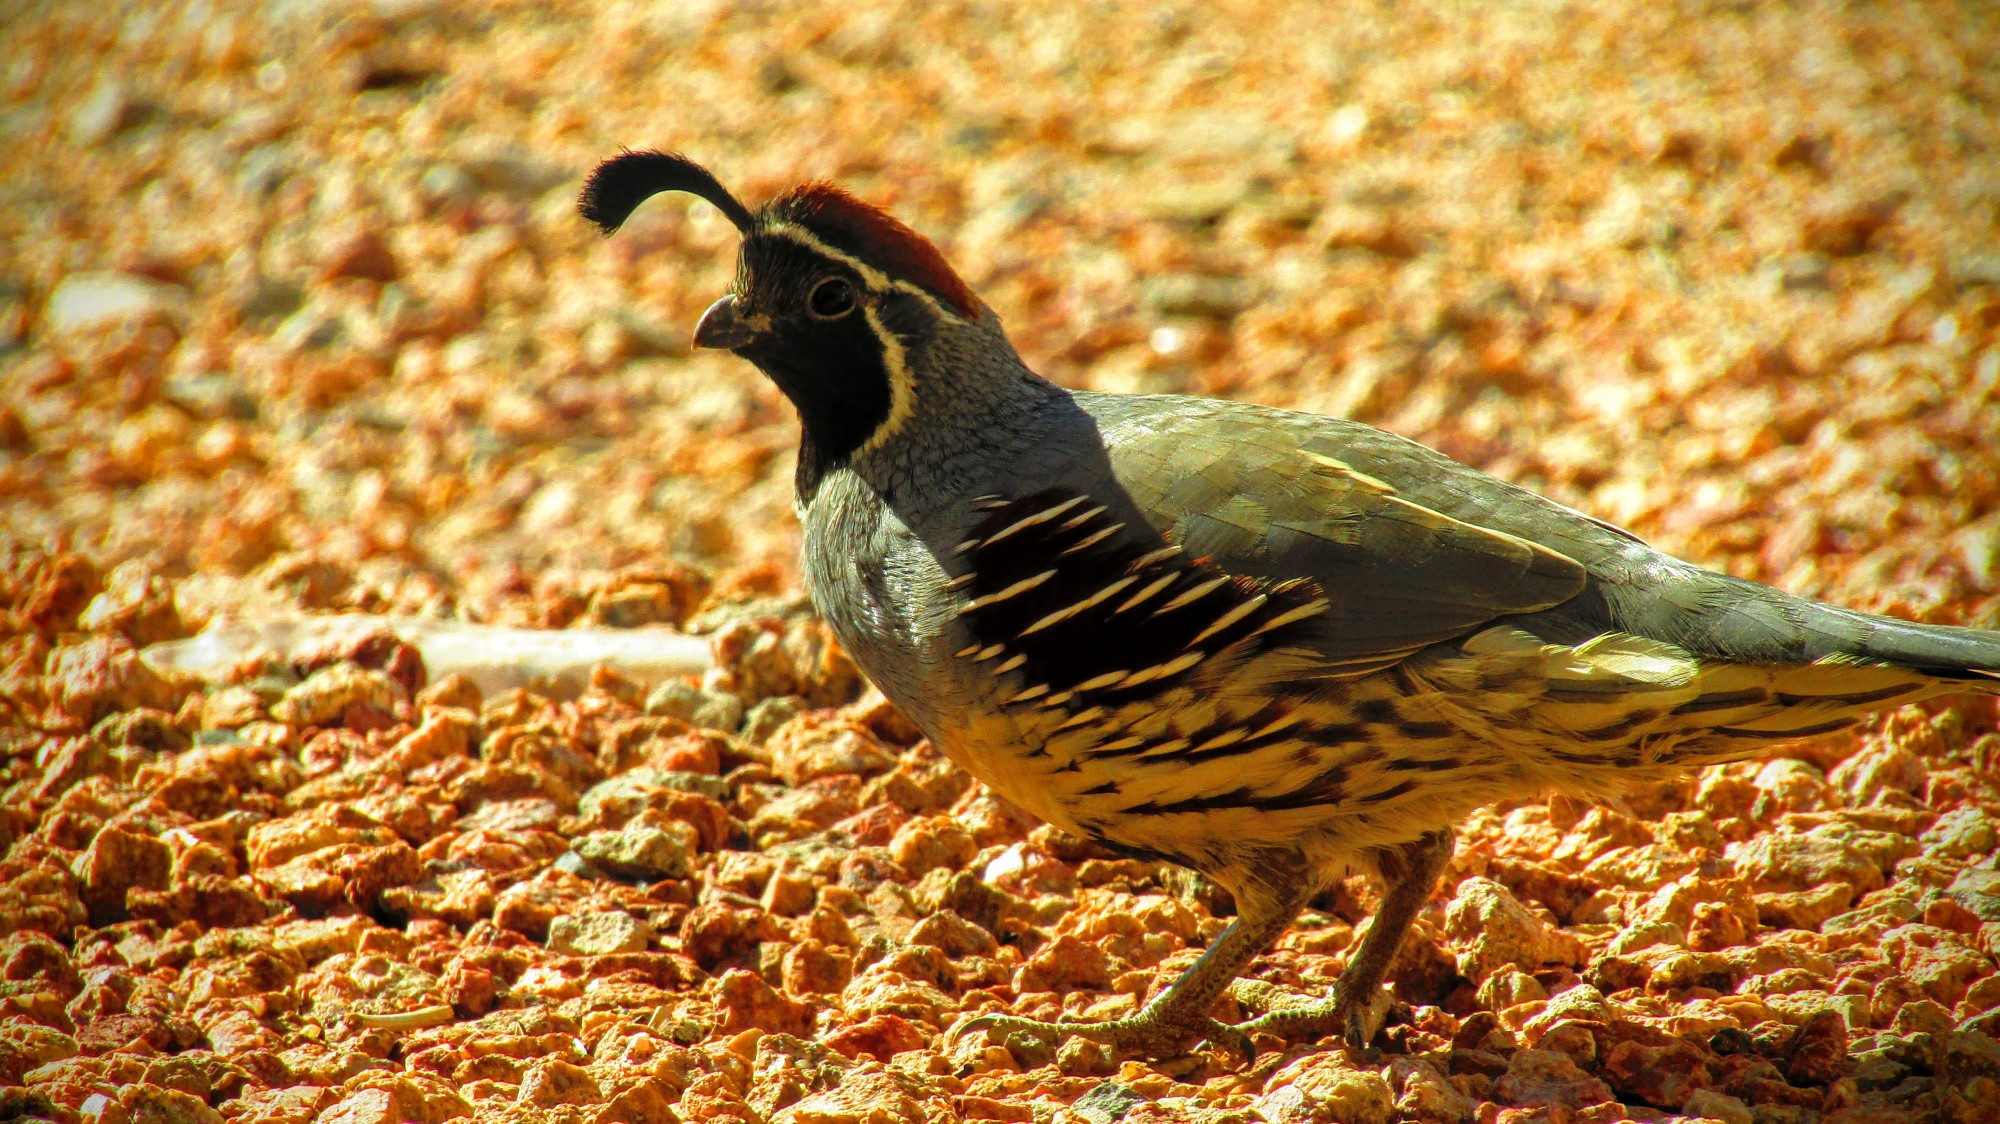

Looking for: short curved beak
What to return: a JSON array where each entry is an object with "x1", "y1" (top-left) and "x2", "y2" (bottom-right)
[{"x1": 692, "y1": 294, "x2": 755, "y2": 351}]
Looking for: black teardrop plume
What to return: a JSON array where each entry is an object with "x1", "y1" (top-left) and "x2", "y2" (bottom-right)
[{"x1": 578, "y1": 150, "x2": 755, "y2": 235}]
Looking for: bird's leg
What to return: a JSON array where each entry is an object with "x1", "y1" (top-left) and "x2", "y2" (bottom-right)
[
  {"x1": 948, "y1": 862, "x2": 1313, "y2": 1061},
  {"x1": 1237, "y1": 828, "x2": 1455, "y2": 1054}
]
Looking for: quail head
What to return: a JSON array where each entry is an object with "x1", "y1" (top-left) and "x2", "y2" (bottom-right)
[{"x1": 579, "y1": 151, "x2": 2000, "y2": 1061}]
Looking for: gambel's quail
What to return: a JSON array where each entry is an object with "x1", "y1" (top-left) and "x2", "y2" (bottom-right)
[{"x1": 578, "y1": 151, "x2": 2000, "y2": 1060}]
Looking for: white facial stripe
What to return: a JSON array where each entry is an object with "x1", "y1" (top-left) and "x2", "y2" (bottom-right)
[
  {"x1": 757, "y1": 222, "x2": 960, "y2": 457},
  {"x1": 759, "y1": 223, "x2": 956, "y2": 319}
]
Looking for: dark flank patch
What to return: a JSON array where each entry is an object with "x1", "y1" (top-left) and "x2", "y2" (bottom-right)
[
  {"x1": 1395, "y1": 721, "x2": 1456, "y2": 740},
  {"x1": 1385, "y1": 754, "x2": 1461, "y2": 771},
  {"x1": 1088, "y1": 838, "x2": 1188, "y2": 867},
  {"x1": 1363, "y1": 779, "x2": 1419, "y2": 804},
  {"x1": 1311, "y1": 723, "x2": 1370, "y2": 746},
  {"x1": 1542, "y1": 684, "x2": 1627, "y2": 703},
  {"x1": 1354, "y1": 698, "x2": 1400, "y2": 724},
  {"x1": 953, "y1": 489, "x2": 1328, "y2": 716},
  {"x1": 1772, "y1": 683, "x2": 1920, "y2": 707},
  {"x1": 1577, "y1": 708, "x2": 1661, "y2": 741},
  {"x1": 1125, "y1": 763, "x2": 1352, "y2": 816},
  {"x1": 1713, "y1": 718, "x2": 1858, "y2": 740},
  {"x1": 1669, "y1": 688, "x2": 1768, "y2": 714}
]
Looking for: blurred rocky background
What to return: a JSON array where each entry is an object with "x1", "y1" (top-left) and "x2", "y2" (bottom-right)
[{"x1": 2, "y1": 2, "x2": 1998, "y2": 1123}]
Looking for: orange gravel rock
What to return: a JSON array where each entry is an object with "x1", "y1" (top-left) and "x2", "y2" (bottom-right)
[{"x1": 3, "y1": 0, "x2": 1998, "y2": 1120}]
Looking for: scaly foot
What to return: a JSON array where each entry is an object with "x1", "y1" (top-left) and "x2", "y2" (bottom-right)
[{"x1": 1235, "y1": 980, "x2": 1394, "y2": 1056}]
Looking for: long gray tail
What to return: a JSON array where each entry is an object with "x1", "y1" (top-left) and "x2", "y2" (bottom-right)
[
  {"x1": 1839, "y1": 608, "x2": 2000, "y2": 685},
  {"x1": 1621, "y1": 569, "x2": 2000, "y2": 687}
]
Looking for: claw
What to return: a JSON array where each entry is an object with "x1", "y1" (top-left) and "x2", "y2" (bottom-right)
[{"x1": 1207, "y1": 1019, "x2": 1258, "y2": 1065}]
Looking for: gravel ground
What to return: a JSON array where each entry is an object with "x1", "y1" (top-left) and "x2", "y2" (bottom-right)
[{"x1": 3, "y1": 1, "x2": 1999, "y2": 1122}]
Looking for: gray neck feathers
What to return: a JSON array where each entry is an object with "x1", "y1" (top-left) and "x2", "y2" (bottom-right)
[{"x1": 840, "y1": 308, "x2": 1068, "y2": 524}]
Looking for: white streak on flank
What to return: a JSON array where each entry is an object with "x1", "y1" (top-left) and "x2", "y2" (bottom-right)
[
  {"x1": 1115, "y1": 574, "x2": 1178, "y2": 613},
  {"x1": 943, "y1": 573, "x2": 974, "y2": 591},
  {"x1": 959, "y1": 570, "x2": 1056, "y2": 612},
  {"x1": 1058, "y1": 523, "x2": 1124, "y2": 555},
  {"x1": 975, "y1": 644, "x2": 1006, "y2": 661},
  {"x1": 972, "y1": 493, "x2": 1006, "y2": 506},
  {"x1": 1192, "y1": 727, "x2": 1249, "y2": 753},
  {"x1": 994, "y1": 654, "x2": 1026, "y2": 674},
  {"x1": 955, "y1": 540, "x2": 980, "y2": 555},
  {"x1": 1305, "y1": 451, "x2": 1395, "y2": 493},
  {"x1": 1121, "y1": 650, "x2": 1206, "y2": 686},
  {"x1": 1188, "y1": 594, "x2": 1267, "y2": 648},
  {"x1": 982, "y1": 495, "x2": 1089, "y2": 546},
  {"x1": 1060, "y1": 505, "x2": 1109, "y2": 530},
  {"x1": 1251, "y1": 598, "x2": 1332, "y2": 635},
  {"x1": 1056, "y1": 706, "x2": 1106, "y2": 729},
  {"x1": 1075, "y1": 670, "x2": 1130, "y2": 692},
  {"x1": 1158, "y1": 576, "x2": 1229, "y2": 613},
  {"x1": 1133, "y1": 545, "x2": 1183, "y2": 567},
  {"x1": 1018, "y1": 576, "x2": 1138, "y2": 636},
  {"x1": 1249, "y1": 712, "x2": 1304, "y2": 739},
  {"x1": 1006, "y1": 682, "x2": 1050, "y2": 704}
]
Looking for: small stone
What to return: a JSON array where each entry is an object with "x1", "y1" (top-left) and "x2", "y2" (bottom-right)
[
  {"x1": 1755, "y1": 883, "x2": 1854, "y2": 930},
  {"x1": 417, "y1": 162, "x2": 477, "y2": 206},
  {"x1": 1783, "y1": 1008, "x2": 1849, "y2": 1085},
  {"x1": 644, "y1": 679, "x2": 745, "y2": 732},
  {"x1": 1892, "y1": 998, "x2": 1955, "y2": 1036},
  {"x1": 578, "y1": 768, "x2": 731, "y2": 820},
  {"x1": 1682, "y1": 1089, "x2": 1753, "y2": 1124},
  {"x1": 1478, "y1": 969, "x2": 1547, "y2": 1011},
  {"x1": 1948, "y1": 867, "x2": 2000, "y2": 921},
  {"x1": 74, "y1": 825, "x2": 172, "y2": 923},
  {"x1": 1493, "y1": 1048, "x2": 1615, "y2": 1111},
  {"x1": 770, "y1": 1061, "x2": 933, "y2": 1123},
  {"x1": 1801, "y1": 195, "x2": 1898, "y2": 256},
  {"x1": 822, "y1": 1013, "x2": 928, "y2": 1063},
  {"x1": 1732, "y1": 827, "x2": 1889, "y2": 895},
  {"x1": 1922, "y1": 809, "x2": 1997, "y2": 860},
  {"x1": 1389, "y1": 1056, "x2": 1477, "y2": 1123},
  {"x1": 1771, "y1": 253, "x2": 1833, "y2": 292},
  {"x1": 269, "y1": 665, "x2": 405, "y2": 728},
  {"x1": 906, "y1": 910, "x2": 997, "y2": 958},
  {"x1": 518, "y1": 1057, "x2": 599, "y2": 1107},
  {"x1": 1138, "y1": 272, "x2": 1253, "y2": 319},
  {"x1": 741, "y1": 695, "x2": 806, "y2": 745},
  {"x1": 68, "y1": 81, "x2": 137, "y2": 145},
  {"x1": 1263, "y1": 1051, "x2": 1395, "y2": 1124},
  {"x1": 1444, "y1": 877, "x2": 1583, "y2": 980},
  {"x1": 546, "y1": 911, "x2": 649, "y2": 956},
  {"x1": 887, "y1": 815, "x2": 978, "y2": 877},
  {"x1": 767, "y1": 716, "x2": 895, "y2": 785},
  {"x1": 317, "y1": 227, "x2": 401, "y2": 285},
  {"x1": 573, "y1": 822, "x2": 692, "y2": 881},
  {"x1": 44, "y1": 272, "x2": 183, "y2": 334}
]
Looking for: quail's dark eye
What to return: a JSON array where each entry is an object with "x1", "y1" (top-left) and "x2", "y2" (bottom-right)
[{"x1": 807, "y1": 276, "x2": 857, "y2": 320}]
